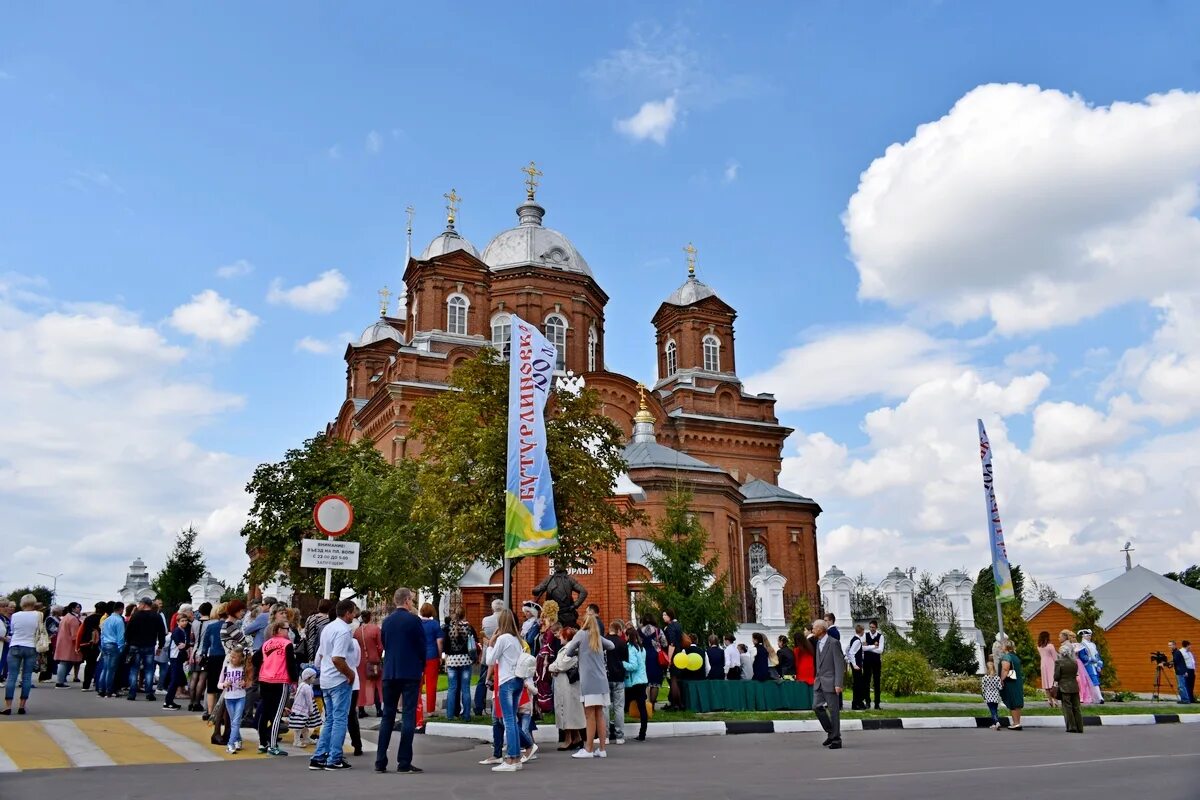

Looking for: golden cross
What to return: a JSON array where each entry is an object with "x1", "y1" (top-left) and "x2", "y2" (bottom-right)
[
  {"x1": 522, "y1": 161, "x2": 543, "y2": 200},
  {"x1": 637, "y1": 382, "x2": 648, "y2": 409},
  {"x1": 443, "y1": 188, "x2": 460, "y2": 225},
  {"x1": 684, "y1": 242, "x2": 697, "y2": 277},
  {"x1": 378, "y1": 285, "x2": 391, "y2": 317},
  {"x1": 405, "y1": 205, "x2": 415, "y2": 232}
]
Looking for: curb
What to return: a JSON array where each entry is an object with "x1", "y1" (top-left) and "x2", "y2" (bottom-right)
[{"x1": 425, "y1": 713, "x2": 1197, "y2": 741}]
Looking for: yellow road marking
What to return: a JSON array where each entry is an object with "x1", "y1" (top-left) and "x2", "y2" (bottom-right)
[
  {"x1": 153, "y1": 714, "x2": 268, "y2": 760},
  {"x1": 72, "y1": 717, "x2": 186, "y2": 766},
  {"x1": 0, "y1": 721, "x2": 72, "y2": 771}
]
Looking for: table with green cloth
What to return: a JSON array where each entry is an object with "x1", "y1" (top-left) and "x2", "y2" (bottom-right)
[{"x1": 684, "y1": 680, "x2": 813, "y2": 712}]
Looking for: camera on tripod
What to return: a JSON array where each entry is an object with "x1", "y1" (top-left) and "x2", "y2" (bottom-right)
[{"x1": 1150, "y1": 651, "x2": 1169, "y2": 666}]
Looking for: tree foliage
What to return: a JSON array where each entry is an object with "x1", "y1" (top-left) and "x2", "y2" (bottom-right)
[
  {"x1": 1165, "y1": 565, "x2": 1200, "y2": 590},
  {"x1": 1071, "y1": 588, "x2": 1118, "y2": 687},
  {"x1": 240, "y1": 434, "x2": 390, "y2": 593},
  {"x1": 6, "y1": 585, "x2": 53, "y2": 608},
  {"x1": 640, "y1": 488, "x2": 739, "y2": 640},
  {"x1": 787, "y1": 596, "x2": 813, "y2": 644},
  {"x1": 938, "y1": 616, "x2": 979, "y2": 674},
  {"x1": 152, "y1": 526, "x2": 207, "y2": 611},
  {"x1": 408, "y1": 348, "x2": 639, "y2": 571}
]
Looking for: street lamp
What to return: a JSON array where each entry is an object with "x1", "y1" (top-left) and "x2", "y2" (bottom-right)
[{"x1": 37, "y1": 572, "x2": 63, "y2": 605}]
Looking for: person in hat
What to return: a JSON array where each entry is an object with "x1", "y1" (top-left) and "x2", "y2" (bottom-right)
[{"x1": 1078, "y1": 630, "x2": 1104, "y2": 702}]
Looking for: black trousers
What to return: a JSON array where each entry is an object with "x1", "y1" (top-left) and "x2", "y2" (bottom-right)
[
  {"x1": 258, "y1": 682, "x2": 289, "y2": 749},
  {"x1": 626, "y1": 684, "x2": 649, "y2": 739},
  {"x1": 851, "y1": 667, "x2": 868, "y2": 709},
  {"x1": 348, "y1": 688, "x2": 361, "y2": 751},
  {"x1": 863, "y1": 655, "x2": 882, "y2": 707},
  {"x1": 81, "y1": 647, "x2": 99, "y2": 690}
]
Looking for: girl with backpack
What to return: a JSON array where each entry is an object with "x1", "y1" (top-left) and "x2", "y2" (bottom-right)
[{"x1": 251, "y1": 620, "x2": 299, "y2": 756}]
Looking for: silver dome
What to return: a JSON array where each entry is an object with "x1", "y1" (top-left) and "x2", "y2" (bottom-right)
[
  {"x1": 419, "y1": 227, "x2": 480, "y2": 260},
  {"x1": 358, "y1": 319, "x2": 401, "y2": 346},
  {"x1": 664, "y1": 276, "x2": 717, "y2": 306},
  {"x1": 481, "y1": 201, "x2": 592, "y2": 276}
]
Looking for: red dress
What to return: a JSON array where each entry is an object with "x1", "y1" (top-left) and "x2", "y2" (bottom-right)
[
  {"x1": 354, "y1": 623, "x2": 383, "y2": 708},
  {"x1": 794, "y1": 647, "x2": 815, "y2": 685}
]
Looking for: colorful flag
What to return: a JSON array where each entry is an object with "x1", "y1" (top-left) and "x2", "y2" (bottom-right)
[
  {"x1": 504, "y1": 316, "x2": 560, "y2": 559},
  {"x1": 978, "y1": 419, "x2": 1016, "y2": 603}
]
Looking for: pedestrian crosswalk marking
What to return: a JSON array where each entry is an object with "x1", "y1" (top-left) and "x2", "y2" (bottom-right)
[
  {"x1": 0, "y1": 744, "x2": 17, "y2": 773},
  {"x1": 81, "y1": 717, "x2": 189, "y2": 765},
  {"x1": 40, "y1": 719, "x2": 116, "y2": 768},
  {"x1": 0, "y1": 718, "x2": 73, "y2": 771},
  {"x1": 126, "y1": 717, "x2": 225, "y2": 763}
]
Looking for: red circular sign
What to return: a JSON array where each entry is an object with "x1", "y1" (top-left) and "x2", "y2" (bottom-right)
[{"x1": 313, "y1": 495, "x2": 354, "y2": 537}]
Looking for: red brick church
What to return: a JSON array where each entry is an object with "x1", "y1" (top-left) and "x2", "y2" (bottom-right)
[{"x1": 329, "y1": 167, "x2": 821, "y2": 626}]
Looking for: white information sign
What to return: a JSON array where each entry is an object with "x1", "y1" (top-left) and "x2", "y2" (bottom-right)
[{"x1": 301, "y1": 538, "x2": 360, "y2": 571}]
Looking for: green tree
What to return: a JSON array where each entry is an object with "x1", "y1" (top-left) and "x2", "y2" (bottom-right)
[
  {"x1": 240, "y1": 434, "x2": 391, "y2": 593},
  {"x1": 640, "y1": 488, "x2": 739, "y2": 640},
  {"x1": 908, "y1": 605, "x2": 942, "y2": 663},
  {"x1": 6, "y1": 585, "x2": 53, "y2": 608},
  {"x1": 787, "y1": 596, "x2": 812, "y2": 645},
  {"x1": 408, "y1": 348, "x2": 639, "y2": 574},
  {"x1": 152, "y1": 526, "x2": 207, "y2": 611},
  {"x1": 1071, "y1": 588, "x2": 1119, "y2": 687},
  {"x1": 219, "y1": 583, "x2": 244, "y2": 604},
  {"x1": 973, "y1": 564, "x2": 1036, "y2": 679},
  {"x1": 1165, "y1": 565, "x2": 1200, "y2": 590},
  {"x1": 938, "y1": 616, "x2": 979, "y2": 674}
]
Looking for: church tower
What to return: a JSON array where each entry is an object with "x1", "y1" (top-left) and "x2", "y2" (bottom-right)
[{"x1": 652, "y1": 244, "x2": 738, "y2": 386}]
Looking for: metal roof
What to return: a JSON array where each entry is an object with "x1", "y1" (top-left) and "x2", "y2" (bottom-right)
[
  {"x1": 623, "y1": 440, "x2": 725, "y2": 473},
  {"x1": 740, "y1": 479, "x2": 817, "y2": 505}
]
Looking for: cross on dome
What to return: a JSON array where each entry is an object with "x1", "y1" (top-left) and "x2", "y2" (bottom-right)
[
  {"x1": 378, "y1": 285, "x2": 391, "y2": 317},
  {"x1": 443, "y1": 188, "x2": 461, "y2": 226},
  {"x1": 522, "y1": 160, "x2": 543, "y2": 201},
  {"x1": 684, "y1": 242, "x2": 697, "y2": 277}
]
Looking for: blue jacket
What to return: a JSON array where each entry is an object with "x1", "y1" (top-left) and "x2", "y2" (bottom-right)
[
  {"x1": 243, "y1": 612, "x2": 270, "y2": 651},
  {"x1": 199, "y1": 619, "x2": 224, "y2": 660},
  {"x1": 622, "y1": 644, "x2": 648, "y2": 687},
  {"x1": 100, "y1": 614, "x2": 125, "y2": 650},
  {"x1": 381, "y1": 608, "x2": 426, "y2": 681}
]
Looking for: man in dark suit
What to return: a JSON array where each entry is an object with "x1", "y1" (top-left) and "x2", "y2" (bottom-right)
[
  {"x1": 375, "y1": 588, "x2": 428, "y2": 774},
  {"x1": 812, "y1": 619, "x2": 845, "y2": 749}
]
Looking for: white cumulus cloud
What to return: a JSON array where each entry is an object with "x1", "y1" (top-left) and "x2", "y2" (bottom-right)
[
  {"x1": 366, "y1": 130, "x2": 383, "y2": 155},
  {"x1": 844, "y1": 84, "x2": 1200, "y2": 333},
  {"x1": 216, "y1": 259, "x2": 254, "y2": 279},
  {"x1": 266, "y1": 269, "x2": 349, "y2": 314},
  {"x1": 295, "y1": 336, "x2": 331, "y2": 354},
  {"x1": 168, "y1": 289, "x2": 260, "y2": 346},
  {"x1": 615, "y1": 96, "x2": 678, "y2": 145}
]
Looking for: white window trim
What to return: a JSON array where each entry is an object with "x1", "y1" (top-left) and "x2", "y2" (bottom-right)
[
  {"x1": 702, "y1": 334, "x2": 721, "y2": 372},
  {"x1": 587, "y1": 325, "x2": 598, "y2": 372},
  {"x1": 491, "y1": 312, "x2": 512, "y2": 359},
  {"x1": 544, "y1": 313, "x2": 568, "y2": 372},
  {"x1": 446, "y1": 293, "x2": 470, "y2": 336},
  {"x1": 665, "y1": 338, "x2": 678, "y2": 376}
]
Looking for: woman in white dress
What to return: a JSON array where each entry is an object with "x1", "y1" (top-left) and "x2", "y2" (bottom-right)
[{"x1": 550, "y1": 626, "x2": 584, "y2": 750}]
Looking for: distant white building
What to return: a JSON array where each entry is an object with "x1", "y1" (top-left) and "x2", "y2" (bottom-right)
[{"x1": 118, "y1": 558, "x2": 157, "y2": 606}]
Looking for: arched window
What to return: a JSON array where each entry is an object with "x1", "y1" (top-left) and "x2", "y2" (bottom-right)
[
  {"x1": 748, "y1": 542, "x2": 767, "y2": 575},
  {"x1": 491, "y1": 314, "x2": 511, "y2": 360},
  {"x1": 587, "y1": 325, "x2": 598, "y2": 372},
  {"x1": 665, "y1": 340, "x2": 677, "y2": 376},
  {"x1": 544, "y1": 314, "x2": 567, "y2": 371},
  {"x1": 702, "y1": 334, "x2": 721, "y2": 372},
  {"x1": 446, "y1": 294, "x2": 468, "y2": 336}
]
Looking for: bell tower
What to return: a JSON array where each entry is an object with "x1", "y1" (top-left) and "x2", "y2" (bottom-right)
[{"x1": 651, "y1": 243, "x2": 738, "y2": 386}]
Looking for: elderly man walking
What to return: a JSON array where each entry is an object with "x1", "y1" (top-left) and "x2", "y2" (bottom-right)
[{"x1": 811, "y1": 619, "x2": 845, "y2": 750}]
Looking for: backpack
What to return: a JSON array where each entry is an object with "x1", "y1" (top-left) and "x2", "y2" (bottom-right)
[{"x1": 515, "y1": 651, "x2": 537, "y2": 679}]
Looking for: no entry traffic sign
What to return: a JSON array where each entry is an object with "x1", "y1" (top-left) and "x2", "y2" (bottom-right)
[{"x1": 313, "y1": 494, "x2": 354, "y2": 537}]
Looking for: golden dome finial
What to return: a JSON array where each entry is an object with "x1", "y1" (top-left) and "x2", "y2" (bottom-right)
[
  {"x1": 684, "y1": 242, "x2": 697, "y2": 277},
  {"x1": 634, "y1": 382, "x2": 655, "y2": 425},
  {"x1": 443, "y1": 188, "x2": 460, "y2": 226},
  {"x1": 378, "y1": 285, "x2": 391, "y2": 317},
  {"x1": 522, "y1": 161, "x2": 543, "y2": 201}
]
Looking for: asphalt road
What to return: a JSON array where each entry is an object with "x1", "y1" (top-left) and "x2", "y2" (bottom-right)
[{"x1": 2, "y1": 685, "x2": 1198, "y2": 800}]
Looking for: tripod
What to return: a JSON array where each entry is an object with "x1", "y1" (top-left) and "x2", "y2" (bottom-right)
[{"x1": 1151, "y1": 663, "x2": 1171, "y2": 702}]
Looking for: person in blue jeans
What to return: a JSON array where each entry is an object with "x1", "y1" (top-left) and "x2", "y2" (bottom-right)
[
  {"x1": 3, "y1": 595, "x2": 44, "y2": 715},
  {"x1": 97, "y1": 602, "x2": 126, "y2": 697},
  {"x1": 485, "y1": 610, "x2": 527, "y2": 772},
  {"x1": 310, "y1": 599, "x2": 359, "y2": 771},
  {"x1": 374, "y1": 588, "x2": 427, "y2": 774},
  {"x1": 443, "y1": 612, "x2": 475, "y2": 721},
  {"x1": 124, "y1": 598, "x2": 165, "y2": 701}
]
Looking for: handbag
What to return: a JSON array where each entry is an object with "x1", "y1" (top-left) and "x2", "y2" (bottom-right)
[
  {"x1": 566, "y1": 665, "x2": 580, "y2": 684},
  {"x1": 657, "y1": 649, "x2": 669, "y2": 669},
  {"x1": 366, "y1": 661, "x2": 381, "y2": 680},
  {"x1": 1047, "y1": 685, "x2": 1059, "y2": 700},
  {"x1": 34, "y1": 614, "x2": 50, "y2": 654}
]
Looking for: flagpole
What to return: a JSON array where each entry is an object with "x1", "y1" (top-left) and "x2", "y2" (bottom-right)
[{"x1": 503, "y1": 556, "x2": 511, "y2": 612}]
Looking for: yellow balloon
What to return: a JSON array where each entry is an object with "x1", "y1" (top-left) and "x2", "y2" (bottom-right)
[
  {"x1": 673, "y1": 653, "x2": 689, "y2": 669},
  {"x1": 687, "y1": 652, "x2": 704, "y2": 671}
]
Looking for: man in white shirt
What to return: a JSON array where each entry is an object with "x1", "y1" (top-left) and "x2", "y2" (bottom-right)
[
  {"x1": 845, "y1": 625, "x2": 866, "y2": 709},
  {"x1": 310, "y1": 600, "x2": 357, "y2": 771},
  {"x1": 862, "y1": 619, "x2": 885, "y2": 710},
  {"x1": 1182, "y1": 640, "x2": 1196, "y2": 704},
  {"x1": 474, "y1": 599, "x2": 504, "y2": 716},
  {"x1": 722, "y1": 635, "x2": 741, "y2": 680}
]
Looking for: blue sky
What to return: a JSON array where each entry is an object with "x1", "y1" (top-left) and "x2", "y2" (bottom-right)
[{"x1": 2, "y1": 2, "x2": 1199, "y2": 602}]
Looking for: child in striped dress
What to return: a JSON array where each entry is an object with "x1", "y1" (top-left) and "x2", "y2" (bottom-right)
[
  {"x1": 981, "y1": 660, "x2": 1003, "y2": 730},
  {"x1": 288, "y1": 668, "x2": 322, "y2": 747}
]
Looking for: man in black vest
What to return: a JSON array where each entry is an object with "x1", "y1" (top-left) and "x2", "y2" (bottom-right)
[
  {"x1": 846, "y1": 624, "x2": 867, "y2": 710},
  {"x1": 862, "y1": 619, "x2": 884, "y2": 710}
]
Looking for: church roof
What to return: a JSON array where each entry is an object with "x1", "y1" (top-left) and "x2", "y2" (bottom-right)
[
  {"x1": 623, "y1": 440, "x2": 725, "y2": 473},
  {"x1": 481, "y1": 200, "x2": 592, "y2": 277},
  {"x1": 420, "y1": 227, "x2": 480, "y2": 260},
  {"x1": 358, "y1": 319, "x2": 401, "y2": 346},
  {"x1": 740, "y1": 479, "x2": 817, "y2": 505},
  {"x1": 664, "y1": 275, "x2": 718, "y2": 306}
]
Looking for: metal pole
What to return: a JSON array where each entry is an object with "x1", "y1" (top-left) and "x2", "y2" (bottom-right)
[
  {"x1": 502, "y1": 557, "x2": 511, "y2": 611},
  {"x1": 994, "y1": 594, "x2": 1007, "y2": 672},
  {"x1": 324, "y1": 536, "x2": 333, "y2": 600}
]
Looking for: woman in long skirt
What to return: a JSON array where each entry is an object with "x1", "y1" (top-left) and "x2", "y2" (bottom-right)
[{"x1": 535, "y1": 604, "x2": 560, "y2": 715}]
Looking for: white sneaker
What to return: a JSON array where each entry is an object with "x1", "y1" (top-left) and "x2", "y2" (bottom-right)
[
  {"x1": 491, "y1": 761, "x2": 520, "y2": 772},
  {"x1": 571, "y1": 750, "x2": 594, "y2": 759},
  {"x1": 479, "y1": 756, "x2": 503, "y2": 765},
  {"x1": 595, "y1": 750, "x2": 608, "y2": 758},
  {"x1": 227, "y1": 744, "x2": 237, "y2": 755},
  {"x1": 526, "y1": 743, "x2": 539, "y2": 761},
  {"x1": 614, "y1": 738, "x2": 625, "y2": 745}
]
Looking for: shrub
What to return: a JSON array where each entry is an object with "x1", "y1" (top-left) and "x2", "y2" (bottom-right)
[
  {"x1": 933, "y1": 669, "x2": 980, "y2": 694},
  {"x1": 881, "y1": 650, "x2": 936, "y2": 696}
]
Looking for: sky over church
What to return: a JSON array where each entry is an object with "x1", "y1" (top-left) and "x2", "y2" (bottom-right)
[{"x1": 1, "y1": 2, "x2": 1198, "y2": 603}]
